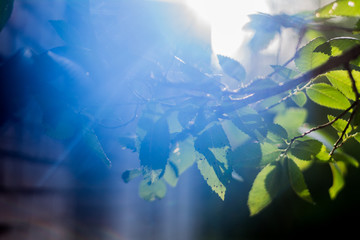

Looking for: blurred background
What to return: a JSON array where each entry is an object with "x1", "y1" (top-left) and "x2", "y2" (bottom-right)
[{"x1": 1, "y1": 0, "x2": 360, "y2": 239}]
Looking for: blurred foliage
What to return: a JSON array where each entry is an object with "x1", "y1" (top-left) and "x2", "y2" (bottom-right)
[{"x1": 1, "y1": 0, "x2": 360, "y2": 217}]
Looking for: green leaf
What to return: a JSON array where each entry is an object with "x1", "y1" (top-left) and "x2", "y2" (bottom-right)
[
  {"x1": 217, "y1": 55, "x2": 246, "y2": 82},
  {"x1": 266, "y1": 123, "x2": 288, "y2": 144},
  {"x1": 327, "y1": 115, "x2": 352, "y2": 136},
  {"x1": 0, "y1": 0, "x2": 13, "y2": 32},
  {"x1": 139, "y1": 179, "x2": 167, "y2": 201},
  {"x1": 332, "y1": 151, "x2": 359, "y2": 167},
  {"x1": 82, "y1": 127, "x2": 112, "y2": 168},
  {"x1": 295, "y1": 37, "x2": 329, "y2": 73},
  {"x1": 122, "y1": 169, "x2": 142, "y2": 183},
  {"x1": 287, "y1": 158, "x2": 314, "y2": 203},
  {"x1": 329, "y1": 162, "x2": 345, "y2": 200},
  {"x1": 195, "y1": 124, "x2": 230, "y2": 152},
  {"x1": 316, "y1": 0, "x2": 360, "y2": 18},
  {"x1": 326, "y1": 70, "x2": 360, "y2": 101},
  {"x1": 290, "y1": 139, "x2": 323, "y2": 161},
  {"x1": 139, "y1": 117, "x2": 170, "y2": 171},
  {"x1": 197, "y1": 151, "x2": 227, "y2": 200},
  {"x1": 248, "y1": 163, "x2": 283, "y2": 216},
  {"x1": 163, "y1": 137, "x2": 196, "y2": 187},
  {"x1": 221, "y1": 120, "x2": 250, "y2": 150},
  {"x1": 274, "y1": 108, "x2": 307, "y2": 138},
  {"x1": 291, "y1": 91, "x2": 307, "y2": 107},
  {"x1": 260, "y1": 142, "x2": 282, "y2": 165},
  {"x1": 228, "y1": 141, "x2": 262, "y2": 168},
  {"x1": 306, "y1": 83, "x2": 351, "y2": 110}
]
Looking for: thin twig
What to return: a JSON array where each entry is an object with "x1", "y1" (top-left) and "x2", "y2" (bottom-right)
[
  {"x1": 329, "y1": 107, "x2": 357, "y2": 155},
  {"x1": 329, "y1": 65, "x2": 360, "y2": 155},
  {"x1": 284, "y1": 101, "x2": 357, "y2": 154}
]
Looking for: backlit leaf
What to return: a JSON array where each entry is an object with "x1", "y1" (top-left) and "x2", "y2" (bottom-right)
[
  {"x1": 327, "y1": 115, "x2": 352, "y2": 135},
  {"x1": 306, "y1": 83, "x2": 351, "y2": 110},
  {"x1": 329, "y1": 162, "x2": 346, "y2": 200},
  {"x1": 287, "y1": 157, "x2": 314, "y2": 203},
  {"x1": 248, "y1": 163, "x2": 283, "y2": 216},
  {"x1": 295, "y1": 37, "x2": 329, "y2": 73},
  {"x1": 274, "y1": 108, "x2": 307, "y2": 138},
  {"x1": 326, "y1": 70, "x2": 360, "y2": 101},
  {"x1": 332, "y1": 151, "x2": 359, "y2": 167},
  {"x1": 139, "y1": 179, "x2": 167, "y2": 201},
  {"x1": 291, "y1": 91, "x2": 307, "y2": 107},
  {"x1": 316, "y1": 0, "x2": 360, "y2": 18},
  {"x1": 197, "y1": 152, "x2": 227, "y2": 200},
  {"x1": 163, "y1": 137, "x2": 196, "y2": 187}
]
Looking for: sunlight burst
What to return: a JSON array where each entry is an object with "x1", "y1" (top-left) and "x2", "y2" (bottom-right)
[{"x1": 186, "y1": 0, "x2": 269, "y2": 57}]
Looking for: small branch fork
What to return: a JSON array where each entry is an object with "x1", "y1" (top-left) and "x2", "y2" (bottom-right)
[
  {"x1": 329, "y1": 64, "x2": 360, "y2": 155},
  {"x1": 285, "y1": 63, "x2": 360, "y2": 156}
]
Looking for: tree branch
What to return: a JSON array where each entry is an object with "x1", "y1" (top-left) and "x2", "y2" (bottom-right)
[{"x1": 215, "y1": 45, "x2": 360, "y2": 115}]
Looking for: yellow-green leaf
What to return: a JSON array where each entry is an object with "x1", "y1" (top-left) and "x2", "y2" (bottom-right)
[
  {"x1": 327, "y1": 115, "x2": 352, "y2": 136},
  {"x1": 295, "y1": 37, "x2": 329, "y2": 73},
  {"x1": 326, "y1": 70, "x2": 360, "y2": 101},
  {"x1": 248, "y1": 163, "x2": 283, "y2": 216},
  {"x1": 316, "y1": 0, "x2": 360, "y2": 18},
  {"x1": 306, "y1": 83, "x2": 351, "y2": 110},
  {"x1": 197, "y1": 152, "x2": 227, "y2": 200},
  {"x1": 329, "y1": 162, "x2": 346, "y2": 200},
  {"x1": 139, "y1": 179, "x2": 167, "y2": 201}
]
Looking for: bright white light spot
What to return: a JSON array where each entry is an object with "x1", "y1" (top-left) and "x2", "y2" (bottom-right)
[
  {"x1": 332, "y1": 2, "x2": 338, "y2": 10},
  {"x1": 348, "y1": 1, "x2": 355, "y2": 7},
  {"x1": 186, "y1": 0, "x2": 269, "y2": 57}
]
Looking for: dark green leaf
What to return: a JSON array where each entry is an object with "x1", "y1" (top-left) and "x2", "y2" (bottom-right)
[
  {"x1": 290, "y1": 139, "x2": 323, "y2": 161},
  {"x1": 306, "y1": 83, "x2": 351, "y2": 110},
  {"x1": 228, "y1": 141, "x2": 262, "y2": 168},
  {"x1": 332, "y1": 151, "x2": 359, "y2": 167},
  {"x1": 139, "y1": 117, "x2": 170, "y2": 171},
  {"x1": 287, "y1": 158, "x2": 314, "y2": 203},
  {"x1": 195, "y1": 124, "x2": 230, "y2": 152},
  {"x1": 122, "y1": 169, "x2": 142, "y2": 183}
]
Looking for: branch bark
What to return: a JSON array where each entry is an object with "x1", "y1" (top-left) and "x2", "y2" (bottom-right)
[{"x1": 215, "y1": 45, "x2": 360, "y2": 115}]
